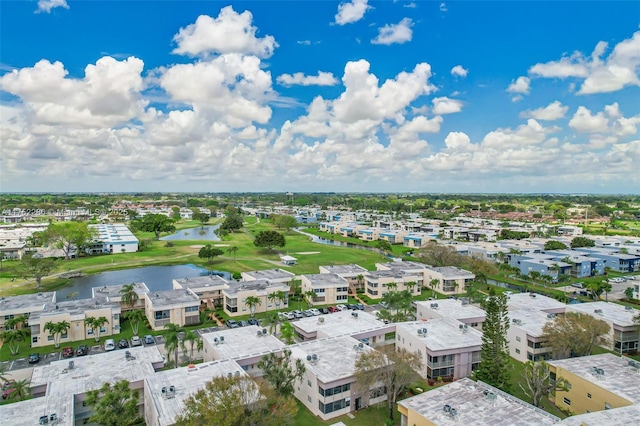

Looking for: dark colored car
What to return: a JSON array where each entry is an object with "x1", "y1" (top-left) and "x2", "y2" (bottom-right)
[
  {"x1": 76, "y1": 345, "x2": 90, "y2": 356},
  {"x1": 144, "y1": 335, "x2": 155, "y2": 345},
  {"x1": 118, "y1": 339, "x2": 129, "y2": 349},
  {"x1": 319, "y1": 308, "x2": 329, "y2": 314},
  {"x1": 355, "y1": 303, "x2": 365, "y2": 310},
  {"x1": 28, "y1": 353, "x2": 40, "y2": 364},
  {"x1": 226, "y1": 319, "x2": 239, "y2": 328},
  {"x1": 238, "y1": 320, "x2": 249, "y2": 327},
  {"x1": 62, "y1": 347, "x2": 74, "y2": 358},
  {"x1": 247, "y1": 318, "x2": 259, "y2": 326},
  {"x1": 2, "y1": 380, "x2": 16, "y2": 399},
  {"x1": 346, "y1": 304, "x2": 356, "y2": 310}
]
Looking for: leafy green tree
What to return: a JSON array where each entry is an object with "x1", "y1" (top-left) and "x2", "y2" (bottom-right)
[
  {"x1": 586, "y1": 280, "x2": 612, "y2": 301},
  {"x1": 570, "y1": 236, "x2": 595, "y2": 248},
  {"x1": 375, "y1": 239, "x2": 392, "y2": 256},
  {"x1": 1, "y1": 329, "x2": 27, "y2": 355},
  {"x1": 279, "y1": 321, "x2": 296, "y2": 345},
  {"x1": 417, "y1": 242, "x2": 463, "y2": 267},
  {"x1": 19, "y1": 252, "x2": 57, "y2": 289},
  {"x1": 44, "y1": 320, "x2": 70, "y2": 348},
  {"x1": 126, "y1": 309, "x2": 146, "y2": 336},
  {"x1": 5, "y1": 315, "x2": 28, "y2": 331},
  {"x1": 119, "y1": 283, "x2": 139, "y2": 310},
  {"x1": 264, "y1": 312, "x2": 281, "y2": 335},
  {"x1": 85, "y1": 316, "x2": 109, "y2": 342},
  {"x1": 44, "y1": 221, "x2": 96, "y2": 259},
  {"x1": 475, "y1": 294, "x2": 511, "y2": 392},
  {"x1": 221, "y1": 214, "x2": 244, "y2": 232},
  {"x1": 624, "y1": 287, "x2": 635, "y2": 300},
  {"x1": 253, "y1": 231, "x2": 286, "y2": 251},
  {"x1": 544, "y1": 240, "x2": 567, "y2": 250},
  {"x1": 272, "y1": 214, "x2": 298, "y2": 232},
  {"x1": 85, "y1": 380, "x2": 142, "y2": 426},
  {"x1": 164, "y1": 323, "x2": 182, "y2": 368},
  {"x1": 192, "y1": 212, "x2": 210, "y2": 227},
  {"x1": 226, "y1": 246, "x2": 238, "y2": 261},
  {"x1": 0, "y1": 364, "x2": 11, "y2": 383},
  {"x1": 6, "y1": 378, "x2": 30, "y2": 401},
  {"x1": 245, "y1": 296, "x2": 262, "y2": 317},
  {"x1": 132, "y1": 214, "x2": 176, "y2": 240},
  {"x1": 257, "y1": 348, "x2": 306, "y2": 396},
  {"x1": 198, "y1": 245, "x2": 224, "y2": 263},
  {"x1": 542, "y1": 312, "x2": 610, "y2": 359},
  {"x1": 520, "y1": 361, "x2": 567, "y2": 407},
  {"x1": 355, "y1": 346, "x2": 422, "y2": 422}
]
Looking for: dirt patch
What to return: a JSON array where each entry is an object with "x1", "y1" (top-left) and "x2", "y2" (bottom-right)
[
  {"x1": 295, "y1": 251, "x2": 321, "y2": 255},
  {"x1": 214, "y1": 244, "x2": 230, "y2": 247},
  {"x1": 190, "y1": 245, "x2": 206, "y2": 249}
]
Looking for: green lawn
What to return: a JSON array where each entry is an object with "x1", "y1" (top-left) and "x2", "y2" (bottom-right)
[
  {"x1": 507, "y1": 358, "x2": 567, "y2": 419},
  {"x1": 293, "y1": 399, "x2": 399, "y2": 426}
]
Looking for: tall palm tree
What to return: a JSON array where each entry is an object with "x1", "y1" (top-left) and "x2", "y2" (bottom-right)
[
  {"x1": 180, "y1": 330, "x2": 202, "y2": 362},
  {"x1": 274, "y1": 290, "x2": 287, "y2": 308},
  {"x1": 1, "y1": 329, "x2": 27, "y2": 355},
  {"x1": 85, "y1": 316, "x2": 109, "y2": 342},
  {"x1": 5, "y1": 315, "x2": 28, "y2": 331},
  {"x1": 386, "y1": 282, "x2": 398, "y2": 292},
  {"x1": 245, "y1": 296, "x2": 262, "y2": 318},
  {"x1": 127, "y1": 309, "x2": 146, "y2": 336},
  {"x1": 0, "y1": 364, "x2": 11, "y2": 384},
  {"x1": 279, "y1": 321, "x2": 296, "y2": 344},
  {"x1": 267, "y1": 292, "x2": 278, "y2": 309},
  {"x1": 264, "y1": 312, "x2": 281, "y2": 335},
  {"x1": 405, "y1": 281, "x2": 417, "y2": 294},
  {"x1": 164, "y1": 323, "x2": 182, "y2": 368},
  {"x1": 44, "y1": 320, "x2": 70, "y2": 348},
  {"x1": 119, "y1": 283, "x2": 139, "y2": 310},
  {"x1": 304, "y1": 291, "x2": 316, "y2": 308},
  {"x1": 429, "y1": 279, "x2": 440, "y2": 297},
  {"x1": 7, "y1": 379, "x2": 30, "y2": 401},
  {"x1": 226, "y1": 246, "x2": 238, "y2": 261}
]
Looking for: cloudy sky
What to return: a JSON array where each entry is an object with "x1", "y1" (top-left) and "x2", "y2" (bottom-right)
[{"x1": 1, "y1": 1, "x2": 639, "y2": 193}]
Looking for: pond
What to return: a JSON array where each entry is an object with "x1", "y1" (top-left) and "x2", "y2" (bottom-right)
[
  {"x1": 57, "y1": 264, "x2": 231, "y2": 300},
  {"x1": 293, "y1": 228, "x2": 384, "y2": 254},
  {"x1": 160, "y1": 225, "x2": 221, "y2": 241}
]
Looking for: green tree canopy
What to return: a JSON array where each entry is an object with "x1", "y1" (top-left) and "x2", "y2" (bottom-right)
[
  {"x1": 544, "y1": 240, "x2": 567, "y2": 250},
  {"x1": 475, "y1": 294, "x2": 511, "y2": 392},
  {"x1": 198, "y1": 245, "x2": 224, "y2": 263},
  {"x1": 220, "y1": 214, "x2": 244, "y2": 232},
  {"x1": 19, "y1": 252, "x2": 56, "y2": 289},
  {"x1": 417, "y1": 242, "x2": 463, "y2": 267},
  {"x1": 85, "y1": 380, "x2": 142, "y2": 426},
  {"x1": 257, "y1": 348, "x2": 305, "y2": 395},
  {"x1": 542, "y1": 312, "x2": 610, "y2": 359},
  {"x1": 132, "y1": 214, "x2": 176, "y2": 240},
  {"x1": 192, "y1": 212, "x2": 210, "y2": 227},
  {"x1": 253, "y1": 231, "x2": 286, "y2": 251},
  {"x1": 570, "y1": 236, "x2": 595, "y2": 248},
  {"x1": 44, "y1": 221, "x2": 96, "y2": 259}
]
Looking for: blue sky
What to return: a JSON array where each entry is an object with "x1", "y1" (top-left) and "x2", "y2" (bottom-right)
[{"x1": 1, "y1": 1, "x2": 639, "y2": 193}]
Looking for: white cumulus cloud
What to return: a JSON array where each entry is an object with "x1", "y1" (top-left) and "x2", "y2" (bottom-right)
[
  {"x1": 36, "y1": 0, "x2": 68, "y2": 14},
  {"x1": 371, "y1": 18, "x2": 414, "y2": 45},
  {"x1": 450, "y1": 65, "x2": 468, "y2": 78},
  {"x1": 276, "y1": 71, "x2": 339, "y2": 87},
  {"x1": 520, "y1": 101, "x2": 568, "y2": 121},
  {"x1": 432, "y1": 97, "x2": 464, "y2": 115},
  {"x1": 507, "y1": 76, "x2": 530, "y2": 94},
  {"x1": 334, "y1": 0, "x2": 372, "y2": 25}
]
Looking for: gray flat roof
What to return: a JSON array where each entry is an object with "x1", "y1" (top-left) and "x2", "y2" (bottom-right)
[
  {"x1": 398, "y1": 378, "x2": 559, "y2": 425},
  {"x1": 416, "y1": 299, "x2": 486, "y2": 321},
  {"x1": 548, "y1": 353, "x2": 640, "y2": 404},
  {"x1": 172, "y1": 275, "x2": 229, "y2": 290},
  {"x1": 91, "y1": 282, "x2": 149, "y2": 300},
  {"x1": 242, "y1": 269, "x2": 295, "y2": 281},
  {"x1": 293, "y1": 310, "x2": 390, "y2": 338},
  {"x1": 397, "y1": 318, "x2": 483, "y2": 351},
  {"x1": 0, "y1": 291, "x2": 56, "y2": 314},
  {"x1": 223, "y1": 280, "x2": 290, "y2": 297},
  {"x1": 29, "y1": 297, "x2": 120, "y2": 323},
  {"x1": 365, "y1": 270, "x2": 409, "y2": 279},
  {"x1": 302, "y1": 273, "x2": 349, "y2": 287},
  {"x1": 145, "y1": 358, "x2": 252, "y2": 426},
  {"x1": 508, "y1": 309, "x2": 554, "y2": 337},
  {"x1": 566, "y1": 302, "x2": 639, "y2": 327},
  {"x1": 428, "y1": 266, "x2": 475, "y2": 278},
  {"x1": 202, "y1": 325, "x2": 285, "y2": 360},
  {"x1": 377, "y1": 261, "x2": 430, "y2": 271},
  {"x1": 146, "y1": 289, "x2": 200, "y2": 308},
  {"x1": 0, "y1": 397, "x2": 52, "y2": 425},
  {"x1": 558, "y1": 404, "x2": 640, "y2": 426},
  {"x1": 319, "y1": 264, "x2": 368, "y2": 275},
  {"x1": 289, "y1": 335, "x2": 377, "y2": 383},
  {"x1": 507, "y1": 292, "x2": 566, "y2": 313}
]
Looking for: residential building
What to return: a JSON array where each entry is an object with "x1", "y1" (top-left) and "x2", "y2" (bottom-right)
[
  {"x1": 357, "y1": 228, "x2": 384, "y2": 242},
  {"x1": 376, "y1": 260, "x2": 431, "y2": 288},
  {"x1": 222, "y1": 279, "x2": 290, "y2": 317},
  {"x1": 415, "y1": 299, "x2": 486, "y2": 330},
  {"x1": 507, "y1": 309, "x2": 555, "y2": 362},
  {"x1": 289, "y1": 336, "x2": 387, "y2": 420},
  {"x1": 145, "y1": 289, "x2": 200, "y2": 331},
  {"x1": 201, "y1": 325, "x2": 285, "y2": 376},
  {"x1": 403, "y1": 232, "x2": 436, "y2": 248},
  {"x1": 87, "y1": 223, "x2": 139, "y2": 254},
  {"x1": 566, "y1": 302, "x2": 640, "y2": 354},
  {"x1": 379, "y1": 229, "x2": 409, "y2": 244},
  {"x1": 397, "y1": 378, "x2": 560, "y2": 426},
  {"x1": 363, "y1": 270, "x2": 421, "y2": 299},
  {"x1": 300, "y1": 273, "x2": 350, "y2": 305},
  {"x1": 144, "y1": 358, "x2": 256, "y2": 426},
  {"x1": 91, "y1": 282, "x2": 150, "y2": 311},
  {"x1": 241, "y1": 268, "x2": 295, "y2": 284},
  {"x1": 548, "y1": 353, "x2": 640, "y2": 416},
  {"x1": 172, "y1": 275, "x2": 229, "y2": 309},
  {"x1": 424, "y1": 266, "x2": 475, "y2": 295},
  {"x1": 395, "y1": 319, "x2": 483, "y2": 380},
  {"x1": 292, "y1": 310, "x2": 394, "y2": 346},
  {"x1": 318, "y1": 264, "x2": 368, "y2": 292},
  {"x1": 28, "y1": 297, "x2": 121, "y2": 348},
  {"x1": 544, "y1": 250, "x2": 605, "y2": 278},
  {"x1": 0, "y1": 291, "x2": 56, "y2": 332},
  {"x1": 574, "y1": 247, "x2": 640, "y2": 273},
  {"x1": 507, "y1": 292, "x2": 567, "y2": 315},
  {"x1": 559, "y1": 405, "x2": 640, "y2": 426}
]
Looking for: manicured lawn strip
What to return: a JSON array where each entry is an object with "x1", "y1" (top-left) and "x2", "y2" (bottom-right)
[{"x1": 293, "y1": 399, "x2": 400, "y2": 426}]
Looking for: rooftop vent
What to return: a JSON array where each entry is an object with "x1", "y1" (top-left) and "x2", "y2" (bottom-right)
[
  {"x1": 547, "y1": 313, "x2": 556, "y2": 319},
  {"x1": 417, "y1": 327, "x2": 427, "y2": 336},
  {"x1": 594, "y1": 309, "x2": 603, "y2": 315},
  {"x1": 219, "y1": 336, "x2": 224, "y2": 343},
  {"x1": 262, "y1": 328, "x2": 267, "y2": 334},
  {"x1": 529, "y1": 294, "x2": 537, "y2": 298},
  {"x1": 352, "y1": 312, "x2": 358, "y2": 318},
  {"x1": 318, "y1": 317, "x2": 325, "y2": 324},
  {"x1": 257, "y1": 331, "x2": 262, "y2": 337},
  {"x1": 430, "y1": 303, "x2": 439, "y2": 309},
  {"x1": 625, "y1": 306, "x2": 633, "y2": 311}
]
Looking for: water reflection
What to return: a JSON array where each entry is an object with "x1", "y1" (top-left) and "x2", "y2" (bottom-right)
[{"x1": 160, "y1": 225, "x2": 221, "y2": 241}]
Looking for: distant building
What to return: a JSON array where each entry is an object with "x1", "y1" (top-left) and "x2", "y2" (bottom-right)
[
  {"x1": 87, "y1": 223, "x2": 139, "y2": 254},
  {"x1": 424, "y1": 266, "x2": 475, "y2": 296},
  {"x1": 291, "y1": 310, "x2": 393, "y2": 346},
  {"x1": 415, "y1": 299, "x2": 486, "y2": 330},
  {"x1": 318, "y1": 264, "x2": 368, "y2": 292},
  {"x1": 0, "y1": 291, "x2": 56, "y2": 332}
]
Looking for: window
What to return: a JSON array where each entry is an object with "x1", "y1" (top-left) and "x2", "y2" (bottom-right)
[
  {"x1": 307, "y1": 396, "x2": 312, "y2": 403},
  {"x1": 563, "y1": 397, "x2": 571, "y2": 406},
  {"x1": 587, "y1": 393, "x2": 592, "y2": 399},
  {"x1": 515, "y1": 349, "x2": 520, "y2": 354},
  {"x1": 565, "y1": 381, "x2": 571, "y2": 390},
  {"x1": 32, "y1": 336, "x2": 38, "y2": 344},
  {"x1": 337, "y1": 295, "x2": 348, "y2": 301},
  {"x1": 185, "y1": 306, "x2": 199, "y2": 313},
  {"x1": 314, "y1": 288, "x2": 325, "y2": 294},
  {"x1": 154, "y1": 310, "x2": 170, "y2": 320},
  {"x1": 99, "y1": 327, "x2": 107, "y2": 333},
  {"x1": 307, "y1": 380, "x2": 311, "y2": 387},
  {"x1": 516, "y1": 336, "x2": 521, "y2": 342},
  {"x1": 48, "y1": 335, "x2": 54, "y2": 341},
  {"x1": 605, "y1": 403, "x2": 611, "y2": 410},
  {"x1": 87, "y1": 329, "x2": 94, "y2": 335},
  {"x1": 318, "y1": 383, "x2": 350, "y2": 397},
  {"x1": 61, "y1": 332, "x2": 68, "y2": 339}
]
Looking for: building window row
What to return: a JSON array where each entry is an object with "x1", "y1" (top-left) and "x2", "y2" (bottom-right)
[
  {"x1": 319, "y1": 398, "x2": 350, "y2": 414},
  {"x1": 318, "y1": 383, "x2": 350, "y2": 397},
  {"x1": 185, "y1": 306, "x2": 199, "y2": 313},
  {"x1": 337, "y1": 295, "x2": 348, "y2": 301},
  {"x1": 154, "y1": 310, "x2": 170, "y2": 320}
]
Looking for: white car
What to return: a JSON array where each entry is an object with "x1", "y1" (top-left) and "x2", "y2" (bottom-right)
[
  {"x1": 310, "y1": 308, "x2": 321, "y2": 316},
  {"x1": 131, "y1": 336, "x2": 142, "y2": 347},
  {"x1": 336, "y1": 304, "x2": 348, "y2": 311},
  {"x1": 104, "y1": 339, "x2": 115, "y2": 351}
]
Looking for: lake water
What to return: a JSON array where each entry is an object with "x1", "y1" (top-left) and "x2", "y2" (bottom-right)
[
  {"x1": 293, "y1": 228, "x2": 383, "y2": 253},
  {"x1": 160, "y1": 225, "x2": 221, "y2": 241},
  {"x1": 57, "y1": 264, "x2": 231, "y2": 299}
]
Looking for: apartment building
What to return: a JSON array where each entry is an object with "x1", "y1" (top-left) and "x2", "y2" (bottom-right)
[
  {"x1": 318, "y1": 264, "x2": 368, "y2": 292},
  {"x1": 566, "y1": 302, "x2": 640, "y2": 354},
  {"x1": 91, "y1": 282, "x2": 150, "y2": 311},
  {"x1": 395, "y1": 318, "x2": 483, "y2": 380},
  {"x1": 507, "y1": 309, "x2": 555, "y2": 362},
  {"x1": 376, "y1": 260, "x2": 431, "y2": 289},
  {"x1": 403, "y1": 233, "x2": 436, "y2": 248},
  {"x1": 145, "y1": 289, "x2": 200, "y2": 331},
  {"x1": 379, "y1": 229, "x2": 409, "y2": 244},
  {"x1": 87, "y1": 223, "x2": 139, "y2": 254},
  {"x1": 507, "y1": 292, "x2": 567, "y2": 315},
  {"x1": 172, "y1": 275, "x2": 229, "y2": 309},
  {"x1": 289, "y1": 336, "x2": 387, "y2": 420},
  {"x1": 222, "y1": 279, "x2": 290, "y2": 317},
  {"x1": 574, "y1": 247, "x2": 640, "y2": 273},
  {"x1": 424, "y1": 266, "x2": 475, "y2": 296},
  {"x1": 415, "y1": 299, "x2": 486, "y2": 330},
  {"x1": 241, "y1": 268, "x2": 295, "y2": 284},
  {"x1": 0, "y1": 291, "x2": 56, "y2": 332},
  {"x1": 300, "y1": 273, "x2": 350, "y2": 305},
  {"x1": 363, "y1": 270, "x2": 421, "y2": 299},
  {"x1": 292, "y1": 310, "x2": 394, "y2": 346}
]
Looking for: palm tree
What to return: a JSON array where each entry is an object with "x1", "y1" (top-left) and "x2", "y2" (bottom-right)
[
  {"x1": 356, "y1": 274, "x2": 364, "y2": 291},
  {"x1": 304, "y1": 291, "x2": 316, "y2": 308},
  {"x1": 429, "y1": 279, "x2": 440, "y2": 297},
  {"x1": 280, "y1": 321, "x2": 296, "y2": 344},
  {"x1": 226, "y1": 246, "x2": 238, "y2": 261},
  {"x1": 44, "y1": 320, "x2": 70, "y2": 348},
  {"x1": 7, "y1": 379, "x2": 30, "y2": 401},
  {"x1": 274, "y1": 290, "x2": 287, "y2": 308},
  {"x1": 164, "y1": 323, "x2": 182, "y2": 368},
  {"x1": 119, "y1": 283, "x2": 139, "y2": 310},
  {"x1": 1, "y1": 329, "x2": 26, "y2": 355},
  {"x1": 386, "y1": 282, "x2": 398, "y2": 292},
  {"x1": 405, "y1": 281, "x2": 417, "y2": 294},
  {"x1": 267, "y1": 292, "x2": 278, "y2": 309},
  {"x1": 264, "y1": 312, "x2": 281, "y2": 335},
  {"x1": 5, "y1": 315, "x2": 28, "y2": 331},
  {"x1": 127, "y1": 309, "x2": 146, "y2": 336},
  {"x1": 180, "y1": 330, "x2": 202, "y2": 362},
  {"x1": 245, "y1": 296, "x2": 262, "y2": 318},
  {"x1": 85, "y1": 316, "x2": 109, "y2": 342},
  {"x1": 0, "y1": 364, "x2": 11, "y2": 384}
]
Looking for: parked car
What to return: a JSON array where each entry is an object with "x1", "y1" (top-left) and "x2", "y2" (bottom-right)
[
  {"x1": 130, "y1": 336, "x2": 142, "y2": 347},
  {"x1": 277, "y1": 312, "x2": 288, "y2": 321},
  {"x1": 143, "y1": 335, "x2": 155, "y2": 345},
  {"x1": 76, "y1": 345, "x2": 90, "y2": 356},
  {"x1": 62, "y1": 347, "x2": 74, "y2": 358},
  {"x1": 354, "y1": 303, "x2": 365, "y2": 310},
  {"x1": 302, "y1": 310, "x2": 313, "y2": 317},
  {"x1": 379, "y1": 302, "x2": 388, "y2": 308},
  {"x1": 238, "y1": 320, "x2": 249, "y2": 327},
  {"x1": 328, "y1": 306, "x2": 340, "y2": 313},
  {"x1": 104, "y1": 339, "x2": 116, "y2": 351},
  {"x1": 226, "y1": 319, "x2": 239, "y2": 328},
  {"x1": 310, "y1": 308, "x2": 321, "y2": 316},
  {"x1": 28, "y1": 353, "x2": 40, "y2": 364},
  {"x1": 319, "y1": 308, "x2": 329, "y2": 314},
  {"x1": 285, "y1": 312, "x2": 296, "y2": 320},
  {"x1": 336, "y1": 304, "x2": 348, "y2": 311},
  {"x1": 247, "y1": 318, "x2": 259, "y2": 326},
  {"x1": 292, "y1": 310, "x2": 303, "y2": 319},
  {"x1": 2, "y1": 380, "x2": 16, "y2": 400},
  {"x1": 118, "y1": 339, "x2": 129, "y2": 349}
]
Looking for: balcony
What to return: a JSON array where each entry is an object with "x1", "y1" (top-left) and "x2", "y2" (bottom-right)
[{"x1": 154, "y1": 318, "x2": 171, "y2": 328}]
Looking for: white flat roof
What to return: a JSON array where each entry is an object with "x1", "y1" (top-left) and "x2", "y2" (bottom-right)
[
  {"x1": 507, "y1": 292, "x2": 566, "y2": 313},
  {"x1": 293, "y1": 310, "x2": 391, "y2": 338},
  {"x1": 509, "y1": 309, "x2": 555, "y2": 337},
  {"x1": 548, "y1": 353, "x2": 640, "y2": 404},
  {"x1": 302, "y1": 273, "x2": 349, "y2": 288},
  {"x1": 566, "y1": 302, "x2": 639, "y2": 327},
  {"x1": 416, "y1": 299, "x2": 486, "y2": 321},
  {"x1": 397, "y1": 318, "x2": 483, "y2": 352},
  {"x1": 398, "y1": 378, "x2": 560, "y2": 425},
  {"x1": 0, "y1": 291, "x2": 56, "y2": 313},
  {"x1": 558, "y1": 404, "x2": 640, "y2": 426},
  {"x1": 289, "y1": 335, "x2": 377, "y2": 384},
  {"x1": 202, "y1": 325, "x2": 285, "y2": 361},
  {"x1": 145, "y1": 358, "x2": 251, "y2": 426},
  {"x1": 172, "y1": 275, "x2": 229, "y2": 291},
  {"x1": 146, "y1": 289, "x2": 200, "y2": 308}
]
